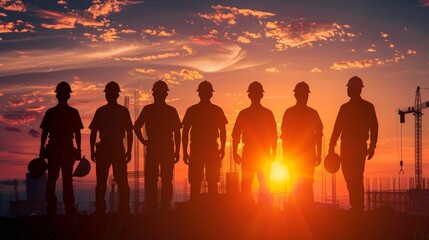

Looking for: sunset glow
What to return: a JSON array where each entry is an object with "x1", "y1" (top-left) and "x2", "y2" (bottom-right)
[{"x1": 1, "y1": 0, "x2": 429, "y2": 210}]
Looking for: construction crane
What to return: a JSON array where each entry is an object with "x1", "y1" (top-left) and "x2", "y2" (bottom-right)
[{"x1": 398, "y1": 86, "x2": 429, "y2": 189}]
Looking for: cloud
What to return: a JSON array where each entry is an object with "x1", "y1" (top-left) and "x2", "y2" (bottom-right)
[
  {"x1": 120, "y1": 29, "x2": 136, "y2": 34},
  {"x1": 0, "y1": 92, "x2": 4, "y2": 97},
  {"x1": 311, "y1": 67, "x2": 322, "y2": 73},
  {"x1": 265, "y1": 67, "x2": 278, "y2": 73},
  {"x1": 86, "y1": 0, "x2": 140, "y2": 19},
  {"x1": 182, "y1": 45, "x2": 194, "y2": 56},
  {"x1": 264, "y1": 19, "x2": 355, "y2": 50},
  {"x1": 0, "y1": 13, "x2": 7, "y2": 17},
  {"x1": 389, "y1": 43, "x2": 395, "y2": 48},
  {"x1": 197, "y1": 5, "x2": 275, "y2": 26},
  {"x1": 100, "y1": 28, "x2": 119, "y2": 42},
  {"x1": 407, "y1": 49, "x2": 417, "y2": 55},
  {"x1": 0, "y1": 20, "x2": 35, "y2": 33},
  {"x1": 0, "y1": 110, "x2": 39, "y2": 126},
  {"x1": 188, "y1": 29, "x2": 223, "y2": 46},
  {"x1": 4, "y1": 126, "x2": 21, "y2": 133},
  {"x1": 174, "y1": 69, "x2": 204, "y2": 81},
  {"x1": 330, "y1": 59, "x2": 373, "y2": 70},
  {"x1": 57, "y1": 0, "x2": 67, "y2": 5},
  {"x1": 28, "y1": 129, "x2": 40, "y2": 138},
  {"x1": 24, "y1": 106, "x2": 46, "y2": 113},
  {"x1": 0, "y1": 0, "x2": 26, "y2": 12},
  {"x1": 381, "y1": 32, "x2": 389, "y2": 38},
  {"x1": 237, "y1": 36, "x2": 251, "y2": 44},
  {"x1": 120, "y1": 52, "x2": 181, "y2": 61},
  {"x1": 366, "y1": 48, "x2": 376, "y2": 52},
  {"x1": 36, "y1": 9, "x2": 78, "y2": 29},
  {"x1": 134, "y1": 68, "x2": 157, "y2": 74},
  {"x1": 143, "y1": 26, "x2": 176, "y2": 37},
  {"x1": 420, "y1": 0, "x2": 429, "y2": 7}
]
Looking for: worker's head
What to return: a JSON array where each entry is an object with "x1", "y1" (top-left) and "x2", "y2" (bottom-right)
[
  {"x1": 247, "y1": 81, "x2": 264, "y2": 102},
  {"x1": 104, "y1": 81, "x2": 121, "y2": 102},
  {"x1": 346, "y1": 76, "x2": 363, "y2": 98},
  {"x1": 55, "y1": 81, "x2": 72, "y2": 102},
  {"x1": 151, "y1": 80, "x2": 169, "y2": 102},
  {"x1": 197, "y1": 80, "x2": 214, "y2": 101},
  {"x1": 293, "y1": 81, "x2": 310, "y2": 105}
]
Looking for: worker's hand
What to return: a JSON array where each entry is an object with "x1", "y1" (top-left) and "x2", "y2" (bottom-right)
[
  {"x1": 218, "y1": 147, "x2": 225, "y2": 160},
  {"x1": 174, "y1": 151, "x2": 180, "y2": 163},
  {"x1": 233, "y1": 152, "x2": 241, "y2": 165},
  {"x1": 125, "y1": 151, "x2": 132, "y2": 163},
  {"x1": 90, "y1": 151, "x2": 96, "y2": 163},
  {"x1": 141, "y1": 139, "x2": 150, "y2": 146},
  {"x1": 183, "y1": 152, "x2": 190, "y2": 165},
  {"x1": 367, "y1": 146, "x2": 375, "y2": 160},
  {"x1": 39, "y1": 147, "x2": 46, "y2": 159},
  {"x1": 315, "y1": 154, "x2": 322, "y2": 166},
  {"x1": 328, "y1": 146, "x2": 335, "y2": 155},
  {"x1": 75, "y1": 148, "x2": 82, "y2": 160}
]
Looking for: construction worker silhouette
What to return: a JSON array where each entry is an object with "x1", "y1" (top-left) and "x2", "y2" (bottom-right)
[
  {"x1": 39, "y1": 81, "x2": 83, "y2": 216},
  {"x1": 182, "y1": 81, "x2": 228, "y2": 200},
  {"x1": 89, "y1": 81, "x2": 133, "y2": 216},
  {"x1": 329, "y1": 76, "x2": 378, "y2": 211},
  {"x1": 281, "y1": 82, "x2": 323, "y2": 211},
  {"x1": 134, "y1": 80, "x2": 181, "y2": 211},
  {"x1": 232, "y1": 81, "x2": 277, "y2": 203}
]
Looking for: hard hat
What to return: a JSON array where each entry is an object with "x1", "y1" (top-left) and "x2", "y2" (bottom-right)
[
  {"x1": 55, "y1": 81, "x2": 72, "y2": 93},
  {"x1": 324, "y1": 153, "x2": 341, "y2": 174},
  {"x1": 197, "y1": 81, "x2": 214, "y2": 92},
  {"x1": 28, "y1": 158, "x2": 48, "y2": 179},
  {"x1": 104, "y1": 81, "x2": 121, "y2": 93},
  {"x1": 73, "y1": 156, "x2": 91, "y2": 177},
  {"x1": 247, "y1": 81, "x2": 265, "y2": 93},
  {"x1": 346, "y1": 76, "x2": 364, "y2": 88},
  {"x1": 293, "y1": 82, "x2": 311, "y2": 93},
  {"x1": 151, "y1": 80, "x2": 169, "y2": 92}
]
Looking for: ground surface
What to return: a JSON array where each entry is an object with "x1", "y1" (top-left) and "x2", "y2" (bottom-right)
[{"x1": 1, "y1": 194, "x2": 429, "y2": 240}]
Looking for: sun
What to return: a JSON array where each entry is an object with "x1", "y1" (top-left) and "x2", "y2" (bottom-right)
[{"x1": 270, "y1": 162, "x2": 289, "y2": 183}]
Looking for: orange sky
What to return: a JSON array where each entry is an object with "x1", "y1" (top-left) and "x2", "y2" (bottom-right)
[{"x1": 1, "y1": 0, "x2": 429, "y2": 202}]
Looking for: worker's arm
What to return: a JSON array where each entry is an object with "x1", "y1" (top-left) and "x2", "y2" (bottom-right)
[
  {"x1": 40, "y1": 129, "x2": 48, "y2": 158},
  {"x1": 182, "y1": 124, "x2": 190, "y2": 164},
  {"x1": 74, "y1": 130, "x2": 82, "y2": 160},
  {"x1": 367, "y1": 104, "x2": 379, "y2": 160},
  {"x1": 329, "y1": 108, "x2": 342, "y2": 154},
  {"x1": 219, "y1": 124, "x2": 226, "y2": 160},
  {"x1": 126, "y1": 127, "x2": 133, "y2": 163},
  {"x1": 90, "y1": 130, "x2": 97, "y2": 163},
  {"x1": 174, "y1": 128, "x2": 181, "y2": 163}
]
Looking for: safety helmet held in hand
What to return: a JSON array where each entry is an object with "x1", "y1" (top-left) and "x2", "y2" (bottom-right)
[
  {"x1": 73, "y1": 156, "x2": 91, "y2": 177},
  {"x1": 28, "y1": 158, "x2": 48, "y2": 179},
  {"x1": 324, "y1": 153, "x2": 341, "y2": 174}
]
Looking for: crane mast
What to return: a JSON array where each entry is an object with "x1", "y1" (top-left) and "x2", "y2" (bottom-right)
[{"x1": 398, "y1": 86, "x2": 429, "y2": 189}]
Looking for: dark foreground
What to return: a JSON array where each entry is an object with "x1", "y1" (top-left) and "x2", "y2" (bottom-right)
[{"x1": 1, "y1": 195, "x2": 429, "y2": 240}]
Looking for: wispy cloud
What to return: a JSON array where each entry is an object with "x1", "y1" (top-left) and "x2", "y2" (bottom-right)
[
  {"x1": 264, "y1": 19, "x2": 355, "y2": 51},
  {"x1": 0, "y1": 110, "x2": 40, "y2": 126},
  {"x1": 0, "y1": 0, "x2": 26, "y2": 12},
  {"x1": 0, "y1": 20, "x2": 35, "y2": 33},
  {"x1": 28, "y1": 129, "x2": 40, "y2": 138},
  {"x1": 265, "y1": 67, "x2": 278, "y2": 73},
  {"x1": 196, "y1": 5, "x2": 275, "y2": 26},
  {"x1": 330, "y1": 59, "x2": 373, "y2": 70},
  {"x1": 4, "y1": 126, "x2": 21, "y2": 133},
  {"x1": 407, "y1": 49, "x2": 417, "y2": 55},
  {"x1": 143, "y1": 26, "x2": 176, "y2": 37},
  {"x1": 132, "y1": 68, "x2": 204, "y2": 82},
  {"x1": 420, "y1": 0, "x2": 429, "y2": 7},
  {"x1": 311, "y1": 67, "x2": 322, "y2": 73}
]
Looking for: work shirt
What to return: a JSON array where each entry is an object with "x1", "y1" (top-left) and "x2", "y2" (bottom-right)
[
  {"x1": 134, "y1": 102, "x2": 181, "y2": 146},
  {"x1": 281, "y1": 105, "x2": 323, "y2": 157},
  {"x1": 182, "y1": 102, "x2": 228, "y2": 144},
  {"x1": 330, "y1": 97, "x2": 378, "y2": 148},
  {"x1": 89, "y1": 103, "x2": 133, "y2": 142},
  {"x1": 232, "y1": 104, "x2": 277, "y2": 155},
  {"x1": 40, "y1": 104, "x2": 83, "y2": 146}
]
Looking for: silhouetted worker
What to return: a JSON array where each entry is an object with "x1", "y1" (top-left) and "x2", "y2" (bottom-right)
[
  {"x1": 89, "y1": 81, "x2": 133, "y2": 217},
  {"x1": 40, "y1": 81, "x2": 83, "y2": 216},
  {"x1": 232, "y1": 81, "x2": 277, "y2": 203},
  {"x1": 281, "y1": 82, "x2": 323, "y2": 211},
  {"x1": 134, "y1": 80, "x2": 181, "y2": 211},
  {"x1": 182, "y1": 81, "x2": 228, "y2": 200},
  {"x1": 329, "y1": 76, "x2": 378, "y2": 211}
]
